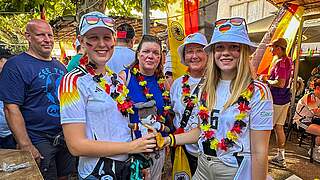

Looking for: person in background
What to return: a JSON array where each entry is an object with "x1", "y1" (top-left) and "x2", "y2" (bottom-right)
[
  {"x1": 267, "y1": 37, "x2": 293, "y2": 168},
  {"x1": 107, "y1": 23, "x2": 135, "y2": 74},
  {"x1": 67, "y1": 39, "x2": 84, "y2": 72},
  {"x1": 170, "y1": 32, "x2": 208, "y2": 175},
  {"x1": 59, "y1": 11, "x2": 156, "y2": 180},
  {"x1": 163, "y1": 17, "x2": 272, "y2": 180},
  {"x1": 0, "y1": 19, "x2": 73, "y2": 180},
  {"x1": 163, "y1": 30, "x2": 174, "y2": 89},
  {"x1": 293, "y1": 75, "x2": 320, "y2": 162},
  {"x1": 0, "y1": 53, "x2": 16, "y2": 149}
]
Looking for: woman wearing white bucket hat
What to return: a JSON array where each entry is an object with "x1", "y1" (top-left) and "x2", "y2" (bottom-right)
[
  {"x1": 164, "y1": 17, "x2": 273, "y2": 180},
  {"x1": 170, "y1": 32, "x2": 208, "y2": 175}
]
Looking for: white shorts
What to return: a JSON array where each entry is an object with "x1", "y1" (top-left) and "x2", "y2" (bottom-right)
[{"x1": 273, "y1": 103, "x2": 290, "y2": 126}]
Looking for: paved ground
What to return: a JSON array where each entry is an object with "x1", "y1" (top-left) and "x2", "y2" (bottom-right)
[
  {"x1": 162, "y1": 130, "x2": 320, "y2": 180},
  {"x1": 268, "y1": 130, "x2": 320, "y2": 180},
  {"x1": 71, "y1": 130, "x2": 319, "y2": 180}
]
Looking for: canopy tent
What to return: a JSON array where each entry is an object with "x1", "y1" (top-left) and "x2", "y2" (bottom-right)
[
  {"x1": 248, "y1": 14, "x2": 320, "y2": 44},
  {"x1": 267, "y1": 0, "x2": 320, "y2": 15}
]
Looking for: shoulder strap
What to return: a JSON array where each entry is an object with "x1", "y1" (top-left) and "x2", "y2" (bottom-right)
[
  {"x1": 295, "y1": 105, "x2": 306, "y2": 118},
  {"x1": 125, "y1": 68, "x2": 131, "y2": 87},
  {"x1": 179, "y1": 78, "x2": 203, "y2": 128}
]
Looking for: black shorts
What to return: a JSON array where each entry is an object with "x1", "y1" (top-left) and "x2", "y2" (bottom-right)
[
  {"x1": 299, "y1": 118, "x2": 320, "y2": 130},
  {"x1": 0, "y1": 134, "x2": 16, "y2": 149},
  {"x1": 34, "y1": 139, "x2": 75, "y2": 180},
  {"x1": 89, "y1": 157, "x2": 131, "y2": 180}
]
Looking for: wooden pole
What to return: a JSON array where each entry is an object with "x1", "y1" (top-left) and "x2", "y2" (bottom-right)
[
  {"x1": 142, "y1": 0, "x2": 150, "y2": 35},
  {"x1": 288, "y1": 16, "x2": 304, "y2": 128}
]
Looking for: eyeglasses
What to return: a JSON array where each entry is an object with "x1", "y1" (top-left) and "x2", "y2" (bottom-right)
[
  {"x1": 79, "y1": 15, "x2": 114, "y2": 32},
  {"x1": 214, "y1": 17, "x2": 247, "y2": 31}
]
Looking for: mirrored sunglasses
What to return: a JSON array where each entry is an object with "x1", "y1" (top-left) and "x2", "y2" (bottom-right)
[
  {"x1": 214, "y1": 17, "x2": 247, "y2": 31},
  {"x1": 80, "y1": 15, "x2": 114, "y2": 32}
]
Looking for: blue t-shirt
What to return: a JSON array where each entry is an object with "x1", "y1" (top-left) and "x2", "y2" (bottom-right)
[
  {"x1": 0, "y1": 101, "x2": 11, "y2": 138},
  {"x1": 0, "y1": 52, "x2": 67, "y2": 144},
  {"x1": 107, "y1": 46, "x2": 135, "y2": 74},
  {"x1": 125, "y1": 68, "x2": 167, "y2": 138}
]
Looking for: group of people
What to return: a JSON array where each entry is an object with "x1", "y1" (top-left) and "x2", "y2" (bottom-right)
[{"x1": 0, "y1": 10, "x2": 315, "y2": 180}]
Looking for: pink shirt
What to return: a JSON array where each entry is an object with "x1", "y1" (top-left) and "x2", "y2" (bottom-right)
[{"x1": 269, "y1": 56, "x2": 293, "y2": 105}]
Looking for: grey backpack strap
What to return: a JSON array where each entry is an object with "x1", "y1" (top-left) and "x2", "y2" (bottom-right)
[{"x1": 125, "y1": 69, "x2": 131, "y2": 87}]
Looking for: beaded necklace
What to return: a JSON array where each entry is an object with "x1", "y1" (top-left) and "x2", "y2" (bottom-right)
[
  {"x1": 199, "y1": 82, "x2": 254, "y2": 151},
  {"x1": 79, "y1": 56, "x2": 134, "y2": 117},
  {"x1": 181, "y1": 73, "x2": 200, "y2": 108},
  {"x1": 130, "y1": 64, "x2": 172, "y2": 123}
]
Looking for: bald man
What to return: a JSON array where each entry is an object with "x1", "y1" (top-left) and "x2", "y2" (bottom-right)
[{"x1": 0, "y1": 19, "x2": 74, "y2": 180}]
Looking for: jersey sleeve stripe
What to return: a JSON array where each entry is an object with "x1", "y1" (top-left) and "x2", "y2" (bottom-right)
[{"x1": 254, "y1": 81, "x2": 271, "y2": 100}]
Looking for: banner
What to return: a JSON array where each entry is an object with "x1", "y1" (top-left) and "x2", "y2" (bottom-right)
[
  {"x1": 40, "y1": 4, "x2": 46, "y2": 20},
  {"x1": 172, "y1": 146, "x2": 191, "y2": 180},
  {"x1": 252, "y1": 3, "x2": 304, "y2": 75},
  {"x1": 59, "y1": 41, "x2": 66, "y2": 62},
  {"x1": 166, "y1": 0, "x2": 199, "y2": 79}
]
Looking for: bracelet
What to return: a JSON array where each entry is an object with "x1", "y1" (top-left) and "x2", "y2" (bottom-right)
[{"x1": 169, "y1": 134, "x2": 176, "y2": 147}]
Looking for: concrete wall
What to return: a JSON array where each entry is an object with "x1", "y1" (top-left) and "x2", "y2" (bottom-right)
[{"x1": 217, "y1": 0, "x2": 277, "y2": 23}]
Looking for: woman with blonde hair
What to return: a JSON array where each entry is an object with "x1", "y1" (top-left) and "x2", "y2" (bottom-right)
[{"x1": 164, "y1": 17, "x2": 273, "y2": 180}]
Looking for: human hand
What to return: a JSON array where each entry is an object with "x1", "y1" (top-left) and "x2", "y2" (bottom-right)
[
  {"x1": 259, "y1": 75, "x2": 269, "y2": 83},
  {"x1": 19, "y1": 144, "x2": 43, "y2": 165},
  {"x1": 163, "y1": 136, "x2": 171, "y2": 148},
  {"x1": 130, "y1": 133, "x2": 156, "y2": 153}
]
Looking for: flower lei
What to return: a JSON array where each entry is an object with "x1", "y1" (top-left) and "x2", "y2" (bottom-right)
[
  {"x1": 199, "y1": 82, "x2": 254, "y2": 152},
  {"x1": 181, "y1": 72, "x2": 199, "y2": 108},
  {"x1": 79, "y1": 56, "x2": 134, "y2": 117},
  {"x1": 131, "y1": 64, "x2": 172, "y2": 123},
  {"x1": 174, "y1": 72, "x2": 201, "y2": 134}
]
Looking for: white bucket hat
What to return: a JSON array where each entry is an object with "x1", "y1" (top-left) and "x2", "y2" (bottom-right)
[
  {"x1": 178, "y1": 32, "x2": 208, "y2": 65},
  {"x1": 79, "y1": 11, "x2": 115, "y2": 36},
  {"x1": 204, "y1": 17, "x2": 256, "y2": 52}
]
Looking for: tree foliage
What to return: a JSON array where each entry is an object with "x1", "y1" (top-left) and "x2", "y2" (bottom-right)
[
  {"x1": 0, "y1": 0, "x2": 76, "y2": 21},
  {"x1": 0, "y1": 0, "x2": 166, "y2": 53},
  {"x1": 0, "y1": 0, "x2": 76, "y2": 53},
  {"x1": 0, "y1": 14, "x2": 31, "y2": 53},
  {"x1": 105, "y1": 0, "x2": 166, "y2": 16}
]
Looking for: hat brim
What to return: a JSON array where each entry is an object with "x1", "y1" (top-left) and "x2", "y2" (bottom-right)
[
  {"x1": 178, "y1": 42, "x2": 207, "y2": 66},
  {"x1": 177, "y1": 44, "x2": 186, "y2": 66},
  {"x1": 204, "y1": 34, "x2": 257, "y2": 53}
]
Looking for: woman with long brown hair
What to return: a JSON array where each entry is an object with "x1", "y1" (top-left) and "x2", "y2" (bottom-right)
[{"x1": 120, "y1": 35, "x2": 172, "y2": 180}]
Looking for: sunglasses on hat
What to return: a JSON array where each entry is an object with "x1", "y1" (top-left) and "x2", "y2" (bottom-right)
[
  {"x1": 214, "y1": 17, "x2": 247, "y2": 31},
  {"x1": 80, "y1": 15, "x2": 115, "y2": 32}
]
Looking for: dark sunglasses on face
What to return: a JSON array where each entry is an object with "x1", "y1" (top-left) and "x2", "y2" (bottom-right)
[
  {"x1": 214, "y1": 17, "x2": 247, "y2": 31},
  {"x1": 80, "y1": 15, "x2": 114, "y2": 32}
]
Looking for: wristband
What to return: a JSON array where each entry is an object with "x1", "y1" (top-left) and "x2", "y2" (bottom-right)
[{"x1": 169, "y1": 134, "x2": 176, "y2": 147}]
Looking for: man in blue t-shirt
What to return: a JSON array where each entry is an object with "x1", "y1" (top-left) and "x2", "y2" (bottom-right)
[{"x1": 0, "y1": 19, "x2": 74, "y2": 180}]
